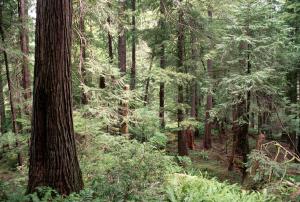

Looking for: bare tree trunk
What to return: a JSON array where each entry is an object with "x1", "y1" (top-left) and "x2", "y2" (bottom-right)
[
  {"x1": 27, "y1": 0, "x2": 83, "y2": 194},
  {"x1": 143, "y1": 54, "x2": 154, "y2": 106},
  {"x1": 100, "y1": 4, "x2": 113, "y2": 89},
  {"x1": 130, "y1": 0, "x2": 136, "y2": 90},
  {"x1": 297, "y1": 71, "x2": 300, "y2": 155},
  {"x1": 159, "y1": 0, "x2": 166, "y2": 129},
  {"x1": 18, "y1": 0, "x2": 31, "y2": 113},
  {"x1": 0, "y1": 63, "x2": 5, "y2": 134},
  {"x1": 0, "y1": 1, "x2": 22, "y2": 166},
  {"x1": 203, "y1": 8, "x2": 213, "y2": 150},
  {"x1": 79, "y1": 0, "x2": 88, "y2": 105},
  {"x1": 118, "y1": 0, "x2": 126, "y2": 75},
  {"x1": 177, "y1": 0, "x2": 188, "y2": 156}
]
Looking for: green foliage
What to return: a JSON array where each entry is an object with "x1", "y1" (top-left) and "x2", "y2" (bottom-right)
[
  {"x1": 247, "y1": 150, "x2": 285, "y2": 183},
  {"x1": 165, "y1": 174, "x2": 277, "y2": 202},
  {"x1": 79, "y1": 133, "x2": 181, "y2": 201}
]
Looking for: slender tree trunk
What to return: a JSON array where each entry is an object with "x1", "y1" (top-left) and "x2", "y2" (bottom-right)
[
  {"x1": 203, "y1": 8, "x2": 213, "y2": 150},
  {"x1": 27, "y1": 0, "x2": 83, "y2": 194},
  {"x1": 79, "y1": 0, "x2": 88, "y2": 105},
  {"x1": 177, "y1": 0, "x2": 188, "y2": 156},
  {"x1": 159, "y1": 0, "x2": 166, "y2": 129},
  {"x1": 130, "y1": 0, "x2": 136, "y2": 90},
  {"x1": 0, "y1": 63, "x2": 5, "y2": 134},
  {"x1": 0, "y1": 1, "x2": 22, "y2": 166},
  {"x1": 297, "y1": 71, "x2": 300, "y2": 155},
  {"x1": 144, "y1": 55, "x2": 154, "y2": 106},
  {"x1": 228, "y1": 106, "x2": 238, "y2": 171},
  {"x1": 100, "y1": 5, "x2": 113, "y2": 89},
  {"x1": 233, "y1": 41, "x2": 250, "y2": 181},
  {"x1": 190, "y1": 21, "x2": 199, "y2": 139},
  {"x1": 0, "y1": 3, "x2": 5, "y2": 133},
  {"x1": 118, "y1": 0, "x2": 126, "y2": 75},
  {"x1": 18, "y1": 0, "x2": 31, "y2": 111},
  {"x1": 0, "y1": 0, "x2": 6, "y2": 135}
]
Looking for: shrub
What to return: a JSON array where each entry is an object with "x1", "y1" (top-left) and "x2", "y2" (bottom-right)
[{"x1": 165, "y1": 174, "x2": 278, "y2": 202}]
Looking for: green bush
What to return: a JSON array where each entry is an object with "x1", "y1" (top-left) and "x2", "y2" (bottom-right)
[
  {"x1": 80, "y1": 134, "x2": 181, "y2": 201},
  {"x1": 166, "y1": 174, "x2": 278, "y2": 202}
]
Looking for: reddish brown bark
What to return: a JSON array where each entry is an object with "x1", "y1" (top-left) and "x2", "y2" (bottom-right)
[
  {"x1": 186, "y1": 128, "x2": 195, "y2": 150},
  {"x1": 27, "y1": 0, "x2": 83, "y2": 194}
]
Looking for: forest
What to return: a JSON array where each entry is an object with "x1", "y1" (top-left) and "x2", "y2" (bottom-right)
[{"x1": 0, "y1": 0, "x2": 300, "y2": 201}]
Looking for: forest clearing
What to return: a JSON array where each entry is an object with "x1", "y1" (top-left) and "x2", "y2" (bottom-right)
[{"x1": 0, "y1": 0, "x2": 300, "y2": 201}]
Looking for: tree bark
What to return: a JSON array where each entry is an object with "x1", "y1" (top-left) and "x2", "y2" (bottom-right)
[
  {"x1": 18, "y1": 0, "x2": 31, "y2": 110},
  {"x1": 79, "y1": 0, "x2": 88, "y2": 105},
  {"x1": 130, "y1": 0, "x2": 136, "y2": 90},
  {"x1": 159, "y1": 0, "x2": 166, "y2": 129},
  {"x1": 177, "y1": 0, "x2": 188, "y2": 156},
  {"x1": 27, "y1": 0, "x2": 83, "y2": 194},
  {"x1": 118, "y1": 0, "x2": 126, "y2": 75}
]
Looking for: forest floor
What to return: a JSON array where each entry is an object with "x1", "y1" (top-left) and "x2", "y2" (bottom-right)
[
  {"x1": 166, "y1": 132, "x2": 300, "y2": 188},
  {"x1": 166, "y1": 133, "x2": 244, "y2": 184}
]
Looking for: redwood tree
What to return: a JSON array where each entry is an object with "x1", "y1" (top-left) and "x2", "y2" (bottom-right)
[
  {"x1": 177, "y1": 0, "x2": 188, "y2": 156},
  {"x1": 27, "y1": 0, "x2": 83, "y2": 194}
]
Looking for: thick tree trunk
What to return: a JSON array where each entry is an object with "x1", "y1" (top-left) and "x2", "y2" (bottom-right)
[
  {"x1": 177, "y1": 0, "x2": 188, "y2": 156},
  {"x1": 130, "y1": 0, "x2": 136, "y2": 90},
  {"x1": 118, "y1": 0, "x2": 126, "y2": 75},
  {"x1": 27, "y1": 0, "x2": 83, "y2": 194},
  {"x1": 79, "y1": 0, "x2": 88, "y2": 105},
  {"x1": 203, "y1": 8, "x2": 213, "y2": 150},
  {"x1": 159, "y1": 0, "x2": 166, "y2": 129},
  {"x1": 0, "y1": 1, "x2": 22, "y2": 166},
  {"x1": 18, "y1": 0, "x2": 31, "y2": 109}
]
